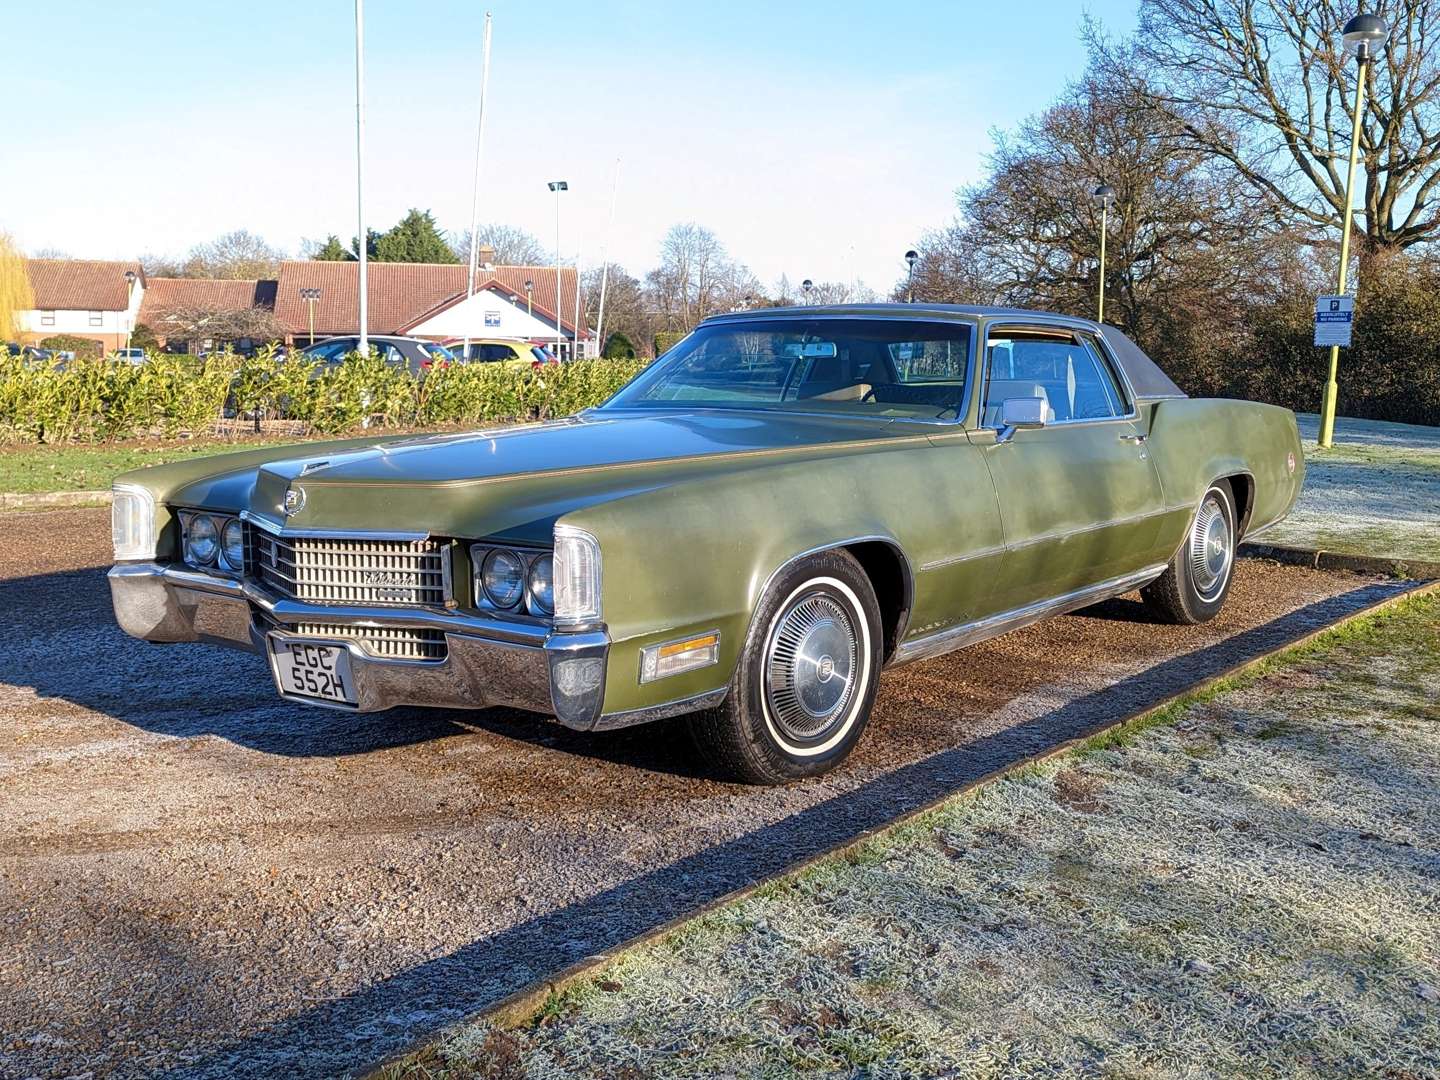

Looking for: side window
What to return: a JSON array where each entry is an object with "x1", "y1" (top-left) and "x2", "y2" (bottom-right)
[
  {"x1": 983, "y1": 332, "x2": 1128, "y2": 425},
  {"x1": 1066, "y1": 337, "x2": 1126, "y2": 420}
]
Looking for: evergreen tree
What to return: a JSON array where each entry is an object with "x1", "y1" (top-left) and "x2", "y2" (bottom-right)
[
  {"x1": 314, "y1": 235, "x2": 351, "y2": 261},
  {"x1": 372, "y1": 209, "x2": 459, "y2": 263}
]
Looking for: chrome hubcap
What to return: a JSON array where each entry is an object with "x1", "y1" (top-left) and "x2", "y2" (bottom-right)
[
  {"x1": 764, "y1": 590, "x2": 859, "y2": 743},
  {"x1": 1189, "y1": 493, "x2": 1232, "y2": 600}
]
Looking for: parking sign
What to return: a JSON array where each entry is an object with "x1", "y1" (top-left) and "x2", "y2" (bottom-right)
[{"x1": 1314, "y1": 294, "x2": 1354, "y2": 347}]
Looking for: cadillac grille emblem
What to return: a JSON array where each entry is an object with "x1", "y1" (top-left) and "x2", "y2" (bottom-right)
[
  {"x1": 361, "y1": 571, "x2": 409, "y2": 587},
  {"x1": 283, "y1": 486, "x2": 306, "y2": 517}
]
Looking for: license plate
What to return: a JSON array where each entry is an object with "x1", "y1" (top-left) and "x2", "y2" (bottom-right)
[{"x1": 269, "y1": 637, "x2": 358, "y2": 706}]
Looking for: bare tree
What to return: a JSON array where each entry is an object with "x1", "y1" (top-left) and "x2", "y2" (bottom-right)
[
  {"x1": 906, "y1": 64, "x2": 1286, "y2": 334},
  {"x1": 153, "y1": 304, "x2": 285, "y2": 350},
  {"x1": 646, "y1": 223, "x2": 758, "y2": 329},
  {"x1": 139, "y1": 252, "x2": 183, "y2": 278},
  {"x1": 582, "y1": 262, "x2": 654, "y2": 355},
  {"x1": 794, "y1": 279, "x2": 879, "y2": 306},
  {"x1": 450, "y1": 224, "x2": 548, "y2": 266},
  {"x1": 179, "y1": 230, "x2": 285, "y2": 279},
  {"x1": 1106, "y1": 0, "x2": 1440, "y2": 253}
]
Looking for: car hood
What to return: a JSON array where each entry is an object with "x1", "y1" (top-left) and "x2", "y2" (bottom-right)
[{"x1": 174, "y1": 409, "x2": 934, "y2": 543}]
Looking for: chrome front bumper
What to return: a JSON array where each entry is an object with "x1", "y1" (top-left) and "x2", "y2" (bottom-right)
[{"x1": 107, "y1": 562, "x2": 609, "y2": 730}]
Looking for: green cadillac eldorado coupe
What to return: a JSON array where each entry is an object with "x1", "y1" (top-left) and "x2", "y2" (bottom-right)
[{"x1": 109, "y1": 305, "x2": 1303, "y2": 783}]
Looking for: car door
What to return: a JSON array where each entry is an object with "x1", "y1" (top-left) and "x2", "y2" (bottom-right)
[{"x1": 974, "y1": 324, "x2": 1167, "y2": 614}]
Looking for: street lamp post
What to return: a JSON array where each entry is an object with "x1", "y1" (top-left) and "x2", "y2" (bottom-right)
[
  {"x1": 1318, "y1": 12, "x2": 1389, "y2": 449},
  {"x1": 299, "y1": 288, "x2": 322, "y2": 344},
  {"x1": 1092, "y1": 185, "x2": 1115, "y2": 323},
  {"x1": 801, "y1": 279, "x2": 813, "y2": 305},
  {"x1": 123, "y1": 270, "x2": 138, "y2": 351},
  {"x1": 547, "y1": 180, "x2": 568, "y2": 359},
  {"x1": 904, "y1": 250, "x2": 918, "y2": 303},
  {"x1": 524, "y1": 278, "x2": 534, "y2": 318}
]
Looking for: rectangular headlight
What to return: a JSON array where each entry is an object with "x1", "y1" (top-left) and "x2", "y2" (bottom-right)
[
  {"x1": 553, "y1": 525, "x2": 601, "y2": 626},
  {"x1": 111, "y1": 484, "x2": 157, "y2": 561}
]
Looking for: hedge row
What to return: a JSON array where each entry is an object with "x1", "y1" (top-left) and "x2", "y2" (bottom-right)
[{"x1": 0, "y1": 349, "x2": 649, "y2": 443}]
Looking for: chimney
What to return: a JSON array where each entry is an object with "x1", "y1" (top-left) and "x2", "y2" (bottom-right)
[{"x1": 478, "y1": 244, "x2": 496, "y2": 270}]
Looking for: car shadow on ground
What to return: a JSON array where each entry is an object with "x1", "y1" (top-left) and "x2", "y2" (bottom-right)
[
  {"x1": 106, "y1": 578, "x2": 1409, "y2": 1080},
  {"x1": 0, "y1": 565, "x2": 715, "y2": 772}
]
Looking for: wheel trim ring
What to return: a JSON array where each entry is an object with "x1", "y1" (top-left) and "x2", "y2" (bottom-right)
[
  {"x1": 1188, "y1": 491, "x2": 1233, "y2": 602},
  {"x1": 758, "y1": 576, "x2": 872, "y2": 758}
]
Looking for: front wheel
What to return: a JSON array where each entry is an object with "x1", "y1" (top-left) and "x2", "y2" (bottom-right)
[
  {"x1": 690, "y1": 549, "x2": 882, "y2": 785},
  {"x1": 1142, "y1": 480, "x2": 1237, "y2": 625}
]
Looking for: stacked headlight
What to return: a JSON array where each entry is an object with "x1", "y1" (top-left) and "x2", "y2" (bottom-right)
[
  {"x1": 527, "y1": 554, "x2": 554, "y2": 615},
  {"x1": 187, "y1": 515, "x2": 219, "y2": 565},
  {"x1": 470, "y1": 543, "x2": 580, "y2": 620},
  {"x1": 179, "y1": 511, "x2": 245, "y2": 572},
  {"x1": 480, "y1": 548, "x2": 526, "y2": 608},
  {"x1": 221, "y1": 519, "x2": 245, "y2": 569}
]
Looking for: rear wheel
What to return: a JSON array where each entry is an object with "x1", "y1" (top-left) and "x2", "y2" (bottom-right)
[
  {"x1": 690, "y1": 550, "x2": 882, "y2": 785},
  {"x1": 1142, "y1": 480, "x2": 1237, "y2": 625}
]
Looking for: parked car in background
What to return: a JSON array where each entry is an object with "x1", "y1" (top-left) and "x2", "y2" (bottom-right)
[
  {"x1": 445, "y1": 339, "x2": 558, "y2": 368},
  {"x1": 4, "y1": 342, "x2": 52, "y2": 363},
  {"x1": 107, "y1": 304, "x2": 1303, "y2": 784},
  {"x1": 302, "y1": 335, "x2": 455, "y2": 375},
  {"x1": 112, "y1": 347, "x2": 147, "y2": 365}
]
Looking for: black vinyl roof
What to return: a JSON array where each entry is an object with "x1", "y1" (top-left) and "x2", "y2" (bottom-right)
[{"x1": 703, "y1": 303, "x2": 1186, "y2": 401}]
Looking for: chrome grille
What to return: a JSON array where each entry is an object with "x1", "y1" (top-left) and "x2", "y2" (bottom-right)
[
  {"x1": 246, "y1": 526, "x2": 447, "y2": 607},
  {"x1": 290, "y1": 621, "x2": 447, "y2": 661}
]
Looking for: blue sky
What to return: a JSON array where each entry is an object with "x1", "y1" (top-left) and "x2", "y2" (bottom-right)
[{"x1": 4, "y1": 0, "x2": 1138, "y2": 292}]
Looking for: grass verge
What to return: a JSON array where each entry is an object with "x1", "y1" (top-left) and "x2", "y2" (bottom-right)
[
  {"x1": 0, "y1": 439, "x2": 295, "y2": 494},
  {"x1": 384, "y1": 588, "x2": 1440, "y2": 1079}
]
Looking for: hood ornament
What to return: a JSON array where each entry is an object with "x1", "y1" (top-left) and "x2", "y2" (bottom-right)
[{"x1": 283, "y1": 486, "x2": 306, "y2": 517}]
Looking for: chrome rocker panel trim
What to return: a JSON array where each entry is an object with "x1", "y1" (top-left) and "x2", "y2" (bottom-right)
[
  {"x1": 108, "y1": 561, "x2": 617, "y2": 731},
  {"x1": 890, "y1": 563, "x2": 1168, "y2": 666}
]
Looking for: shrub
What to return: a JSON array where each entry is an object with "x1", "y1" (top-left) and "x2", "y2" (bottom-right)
[
  {"x1": 129, "y1": 323, "x2": 161, "y2": 351},
  {"x1": 653, "y1": 330, "x2": 687, "y2": 357},
  {"x1": 39, "y1": 334, "x2": 104, "y2": 359},
  {"x1": 602, "y1": 331, "x2": 636, "y2": 359},
  {"x1": 0, "y1": 352, "x2": 651, "y2": 443}
]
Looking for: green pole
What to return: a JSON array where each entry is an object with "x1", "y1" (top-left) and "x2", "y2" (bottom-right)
[{"x1": 1319, "y1": 57, "x2": 1370, "y2": 449}]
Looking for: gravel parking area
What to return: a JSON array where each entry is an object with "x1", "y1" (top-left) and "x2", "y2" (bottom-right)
[{"x1": 0, "y1": 507, "x2": 1414, "y2": 1079}]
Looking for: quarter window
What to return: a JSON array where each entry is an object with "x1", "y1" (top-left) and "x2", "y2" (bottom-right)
[{"x1": 983, "y1": 332, "x2": 1129, "y2": 425}]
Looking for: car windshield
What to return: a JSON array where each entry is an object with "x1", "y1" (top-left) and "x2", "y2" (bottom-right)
[{"x1": 603, "y1": 318, "x2": 973, "y2": 419}]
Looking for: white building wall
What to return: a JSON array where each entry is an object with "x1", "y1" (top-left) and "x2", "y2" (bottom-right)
[
  {"x1": 18, "y1": 282, "x2": 143, "y2": 341},
  {"x1": 408, "y1": 289, "x2": 573, "y2": 345},
  {"x1": 18, "y1": 306, "x2": 131, "y2": 337}
]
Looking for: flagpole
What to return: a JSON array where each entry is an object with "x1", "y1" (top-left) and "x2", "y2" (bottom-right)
[
  {"x1": 354, "y1": 0, "x2": 369, "y2": 355},
  {"x1": 461, "y1": 12, "x2": 494, "y2": 361},
  {"x1": 595, "y1": 156, "x2": 620, "y2": 356}
]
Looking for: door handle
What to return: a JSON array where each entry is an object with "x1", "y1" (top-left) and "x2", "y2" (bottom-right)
[{"x1": 1119, "y1": 433, "x2": 1148, "y2": 444}]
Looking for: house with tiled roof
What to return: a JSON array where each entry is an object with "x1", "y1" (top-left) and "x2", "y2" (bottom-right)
[
  {"x1": 16, "y1": 256, "x2": 594, "y2": 357},
  {"x1": 272, "y1": 258, "x2": 594, "y2": 357},
  {"x1": 16, "y1": 259, "x2": 145, "y2": 351}
]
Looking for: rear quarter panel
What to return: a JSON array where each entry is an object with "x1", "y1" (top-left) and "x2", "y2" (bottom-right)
[{"x1": 1145, "y1": 398, "x2": 1304, "y2": 550}]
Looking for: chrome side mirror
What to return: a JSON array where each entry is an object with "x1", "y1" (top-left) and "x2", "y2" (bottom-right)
[{"x1": 996, "y1": 397, "x2": 1047, "y2": 444}]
